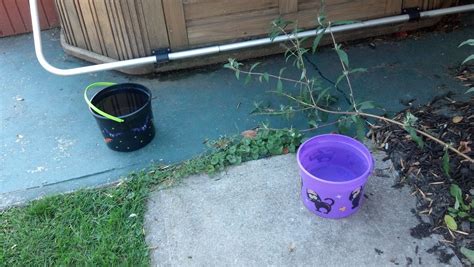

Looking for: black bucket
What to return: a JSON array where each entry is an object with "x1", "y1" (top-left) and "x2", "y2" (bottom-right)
[{"x1": 85, "y1": 82, "x2": 155, "y2": 152}]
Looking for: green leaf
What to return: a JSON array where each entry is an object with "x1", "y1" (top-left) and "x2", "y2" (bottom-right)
[
  {"x1": 466, "y1": 87, "x2": 474, "y2": 94},
  {"x1": 276, "y1": 79, "x2": 283, "y2": 92},
  {"x1": 228, "y1": 146, "x2": 237, "y2": 154},
  {"x1": 312, "y1": 27, "x2": 327, "y2": 53},
  {"x1": 444, "y1": 215, "x2": 457, "y2": 231},
  {"x1": 462, "y1": 54, "x2": 474, "y2": 64},
  {"x1": 335, "y1": 72, "x2": 346, "y2": 87},
  {"x1": 289, "y1": 144, "x2": 296, "y2": 153},
  {"x1": 279, "y1": 67, "x2": 286, "y2": 77},
  {"x1": 404, "y1": 126, "x2": 424, "y2": 149},
  {"x1": 447, "y1": 207, "x2": 458, "y2": 213},
  {"x1": 300, "y1": 36, "x2": 310, "y2": 44},
  {"x1": 263, "y1": 72, "x2": 270, "y2": 83},
  {"x1": 308, "y1": 120, "x2": 318, "y2": 128},
  {"x1": 460, "y1": 247, "x2": 474, "y2": 263},
  {"x1": 300, "y1": 69, "x2": 307, "y2": 81},
  {"x1": 454, "y1": 199, "x2": 460, "y2": 210},
  {"x1": 316, "y1": 88, "x2": 330, "y2": 104},
  {"x1": 251, "y1": 152, "x2": 259, "y2": 160},
  {"x1": 443, "y1": 150, "x2": 450, "y2": 178},
  {"x1": 349, "y1": 68, "x2": 367, "y2": 74},
  {"x1": 351, "y1": 115, "x2": 366, "y2": 141},
  {"x1": 461, "y1": 203, "x2": 470, "y2": 212},
  {"x1": 249, "y1": 62, "x2": 260, "y2": 72},
  {"x1": 450, "y1": 184, "x2": 462, "y2": 200},
  {"x1": 459, "y1": 39, "x2": 474, "y2": 47},
  {"x1": 224, "y1": 58, "x2": 235, "y2": 69},
  {"x1": 404, "y1": 112, "x2": 418, "y2": 126},
  {"x1": 335, "y1": 46, "x2": 349, "y2": 67},
  {"x1": 226, "y1": 154, "x2": 238, "y2": 164},
  {"x1": 210, "y1": 155, "x2": 219, "y2": 165},
  {"x1": 338, "y1": 116, "x2": 353, "y2": 135},
  {"x1": 358, "y1": 101, "x2": 375, "y2": 111},
  {"x1": 458, "y1": 211, "x2": 468, "y2": 218},
  {"x1": 244, "y1": 74, "x2": 252, "y2": 85}
]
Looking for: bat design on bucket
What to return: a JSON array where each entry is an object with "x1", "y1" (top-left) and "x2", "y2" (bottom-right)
[
  {"x1": 307, "y1": 189, "x2": 335, "y2": 214},
  {"x1": 131, "y1": 116, "x2": 152, "y2": 133},
  {"x1": 349, "y1": 186, "x2": 363, "y2": 209},
  {"x1": 102, "y1": 128, "x2": 123, "y2": 138}
]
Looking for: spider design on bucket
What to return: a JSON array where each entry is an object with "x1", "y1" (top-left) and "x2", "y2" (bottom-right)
[
  {"x1": 349, "y1": 186, "x2": 363, "y2": 209},
  {"x1": 307, "y1": 189, "x2": 335, "y2": 214}
]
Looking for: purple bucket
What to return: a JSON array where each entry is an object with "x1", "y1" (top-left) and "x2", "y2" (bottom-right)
[{"x1": 297, "y1": 134, "x2": 374, "y2": 219}]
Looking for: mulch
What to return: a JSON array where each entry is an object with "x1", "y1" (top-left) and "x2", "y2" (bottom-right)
[{"x1": 371, "y1": 95, "x2": 473, "y2": 263}]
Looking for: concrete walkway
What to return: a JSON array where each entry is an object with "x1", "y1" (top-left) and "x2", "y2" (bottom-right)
[
  {"x1": 1, "y1": 15, "x2": 473, "y2": 208},
  {"x1": 144, "y1": 150, "x2": 460, "y2": 266}
]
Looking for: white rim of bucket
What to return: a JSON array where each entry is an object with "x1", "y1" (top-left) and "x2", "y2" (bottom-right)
[{"x1": 296, "y1": 134, "x2": 374, "y2": 185}]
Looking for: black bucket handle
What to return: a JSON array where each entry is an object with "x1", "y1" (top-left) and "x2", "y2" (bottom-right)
[{"x1": 84, "y1": 82, "x2": 125, "y2": 123}]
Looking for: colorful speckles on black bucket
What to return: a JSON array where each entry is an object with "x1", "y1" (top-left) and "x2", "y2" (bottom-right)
[{"x1": 89, "y1": 83, "x2": 155, "y2": 152}]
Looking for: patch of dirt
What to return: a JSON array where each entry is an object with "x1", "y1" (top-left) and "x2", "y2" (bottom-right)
[
  {"x1": 372, "y1": 97, "x2": 473, "y2": 263},
  {"x1": 410, "y1": 223, "x2": 433, "y2": 239},
  {"x1": 453, "y1": 64, "x2": 473, "y2": 91},
  {"x1": 427, "y1": 244, "x2": 455, "y2": 264}
]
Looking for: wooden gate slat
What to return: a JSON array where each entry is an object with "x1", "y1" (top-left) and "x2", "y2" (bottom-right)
[
  {"x1": 279, "y1": 0, "x2": 298, "y2": 14},
  {"x1": 162, "y1": 0, "x2": 189, "y2": 49}
]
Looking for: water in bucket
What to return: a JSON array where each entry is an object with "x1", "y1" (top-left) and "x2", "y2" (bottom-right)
[{"x1": 306, "y1": 146, "x2": 368, "y2": 183}]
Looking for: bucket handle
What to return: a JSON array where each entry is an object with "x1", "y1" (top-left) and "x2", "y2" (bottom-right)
[{"x1": 84, "y1": 82, "x2": 125, "y2": 123}]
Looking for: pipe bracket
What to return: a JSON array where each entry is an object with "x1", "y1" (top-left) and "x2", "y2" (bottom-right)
[
  {"x1": 152, "y1": 48, "x2": 171, "y2": 64},
  {"x1": 403, "y1": 7, "x2": 421, "y2": 21}
]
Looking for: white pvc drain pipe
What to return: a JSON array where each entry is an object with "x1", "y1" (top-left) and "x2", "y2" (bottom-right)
[{"x1": 28, "y1": 0, "x2": 474, "y2": 76}]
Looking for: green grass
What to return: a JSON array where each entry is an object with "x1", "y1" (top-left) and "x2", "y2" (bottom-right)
[
  {"x1": 1, "y1": 176, "x2": 151, "y2": 266},
  {"x1": 0, "y1": 128, "x2": 302, "y2": 266}
]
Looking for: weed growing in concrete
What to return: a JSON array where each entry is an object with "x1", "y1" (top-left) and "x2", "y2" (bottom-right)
[
  {"x1": 445, "y1": 184, "x2": 474, "y2": 228},
  {"x1": 224, "y1": 14, "x2": 473, "y2": 251}
]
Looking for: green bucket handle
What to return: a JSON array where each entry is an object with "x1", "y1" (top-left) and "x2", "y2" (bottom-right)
[{"x1": 84, "y1": 82, "x2": 124, "y2": 123}]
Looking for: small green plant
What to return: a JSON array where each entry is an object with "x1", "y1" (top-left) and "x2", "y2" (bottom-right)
[
  {"x1": 225, "y1": 11, "x2": 474, "y2": 256},
  {"x1": 445, "y1": 184, "x2": 474, "y2": 231},
  {"x1": 225, "y1": 17, "x2": 473, "y2": 165},
  {"x1": 460, "y1": 247, "x2": 474, "y2": 264},
  {"x1": 202, "y1": 127, "x2": 303, "y2": 174}
]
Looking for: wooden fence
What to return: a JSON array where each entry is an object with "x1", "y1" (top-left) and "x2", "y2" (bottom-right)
[
  {"x1": 53, "y1": 0, "x2": 456, "y2": 73},
  {"x1": 0, "y1": 0, "x2": 59, "y2": 37}
]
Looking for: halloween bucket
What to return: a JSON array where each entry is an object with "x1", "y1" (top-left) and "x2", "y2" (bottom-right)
[
  {"x1": 297, "y1": 134, "x2": 374, "y2": 219},
  {"x1": 84, "y1": 82, "x2": 155, "y2": 152}
]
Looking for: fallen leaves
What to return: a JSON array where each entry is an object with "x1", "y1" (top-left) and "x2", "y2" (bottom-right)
[
  {"x1": 241, "y1": 130, "x2": 257, "y2": 139},
  {"x1": 452, "y1": 116, "x2": 463, "y2": 123},
  {"x1": 457, "y1": 141, "x2": 471, "y2": 154}
]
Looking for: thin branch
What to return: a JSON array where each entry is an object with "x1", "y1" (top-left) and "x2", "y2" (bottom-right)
[
  {"x1": 231, "y1": 68, "x2": 307, "y2": 85},
  {"x1": 225, "y1": 21, "x2": 474, "y2": 163},
  {"x1": 328, "y1": 23, "x2": 359, "y2": 112},
  {"x1": 271, "y1": 91, "x2": 473, "y2": 162},
  {"x1": 300, "y1": 120, "x2": 342, "y2": 132},
  {"x1": 357, "y1": 112, "x2": 473, "y2": 162},
  {"x1": 252, "y1": 107, "x2": 313, "y2": 116}
]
